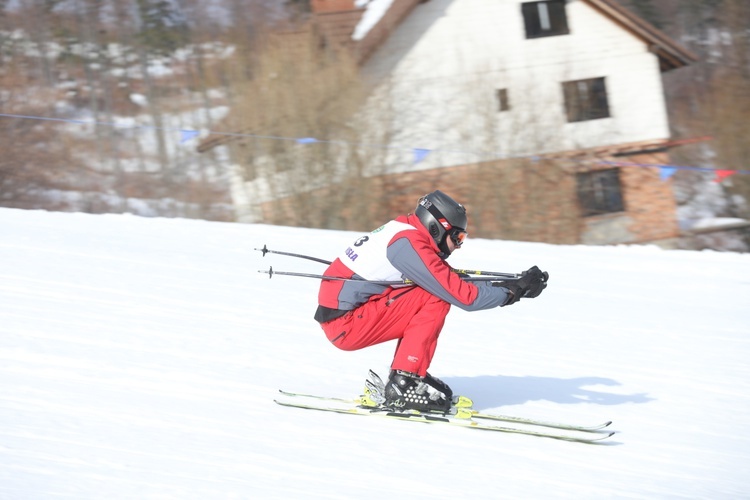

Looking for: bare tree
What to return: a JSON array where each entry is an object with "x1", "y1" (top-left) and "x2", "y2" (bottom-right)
[{"x1": 218, "y1": 27, "x2": 377, "y2": 228}]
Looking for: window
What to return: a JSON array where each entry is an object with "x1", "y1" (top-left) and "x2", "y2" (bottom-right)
[
  {"x1": 496, "y1": 88, "x2": 510, "y2": 111},
  {"x1": 562, "y1": 77, "x2": 610, "y2": 122},
  {"x1": 522, "y1": 1, "x2": 569, "y2": 39},
  {"x1": 576, "y1": 169, "x2": 625, "y2": 216}
]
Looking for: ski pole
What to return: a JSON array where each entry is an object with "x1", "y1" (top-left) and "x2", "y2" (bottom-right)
[
  {"x1": 255, "y1": 244, "x2": 332, "y2": 265},
  {"x1": 257, "y1": 245, "x2": 520, "y2": 279},
  {"x1": 259, "y1": 267, "x2": 520, "y2": 283},
  {"x1": 259, "y1": 267, "x2": 411, "y2": 286},
  {"x1": 452, "y1": 268, "x2": 520, "y2": 279}
]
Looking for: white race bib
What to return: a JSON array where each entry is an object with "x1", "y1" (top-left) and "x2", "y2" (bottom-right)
[{"x1": 338, "y1": 221, "x2": 415, "y2": 281}]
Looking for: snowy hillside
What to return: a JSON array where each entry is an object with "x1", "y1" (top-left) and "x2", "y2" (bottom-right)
[{"x1": 1, "y1": 208, "x2": 749, "y2": 499}]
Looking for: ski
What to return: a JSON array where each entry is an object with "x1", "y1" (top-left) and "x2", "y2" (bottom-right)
[
  {"x1": 274, "y1": 399, "x2": 615, "y2": 444},
  {"x1": 277, "y1": 389, "x2": 612, "y2": 433},
  {"x1": 469, "y1": 411, "x2": 612, "y2": 432}
]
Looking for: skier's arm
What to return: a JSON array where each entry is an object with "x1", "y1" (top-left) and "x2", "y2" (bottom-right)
[{"x1": 386, "y1": 236, "x2": 509, "y2": 311}]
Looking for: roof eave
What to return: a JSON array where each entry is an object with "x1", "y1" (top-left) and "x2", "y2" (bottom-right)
[{"x1": 584, "y1": 0, "x2": 699, "y2": 71}]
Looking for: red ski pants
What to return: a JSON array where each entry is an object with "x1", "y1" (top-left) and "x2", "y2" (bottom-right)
[{"x1": 320, "y1": 286, "x2": 451, "y2": 377}]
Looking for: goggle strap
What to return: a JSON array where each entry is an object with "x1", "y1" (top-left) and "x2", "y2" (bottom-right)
[{"x1": 421, "y1": 199, "x2": 452, "y2": 231}]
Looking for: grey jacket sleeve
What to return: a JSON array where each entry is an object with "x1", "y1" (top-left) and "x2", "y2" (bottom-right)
[{"x1": 387, "y1": 237, "x2": 509, "y2": 311}]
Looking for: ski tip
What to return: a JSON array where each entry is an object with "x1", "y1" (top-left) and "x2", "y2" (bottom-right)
[
  {"x1": 604, "y1": 421, "x2": 613, "y2": 428},
  {"x1": 587, "y1": 431, "x2": 616, "y2": 443}
]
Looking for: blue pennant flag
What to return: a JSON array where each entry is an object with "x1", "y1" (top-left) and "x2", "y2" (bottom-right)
[
  {"x1": 179, "y1": 129, "x2": 200, "y2": 143},
  {"x1": 412, "y1": 148, "x2": 431, "y2": 164},
  {"x1": 659, "y1": 166, "x2": 678, "y2": 181},
  {"x1": 296, "y1": 137, "x2": 318, "y2": 144}
]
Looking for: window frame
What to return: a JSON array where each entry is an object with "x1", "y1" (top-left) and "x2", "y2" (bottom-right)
[
  {"x1": 496, "y1": 88, "x2": 510, "y2": 112},
  {"x1": 522, "y1": 1, "x2": 570, "y2": 39},
  {"x1": 562, "y1": 77, "x2": 611, "y2": 122},
  {"x1": 576, "y1": 168, "x2": 625, "y2": 217}
]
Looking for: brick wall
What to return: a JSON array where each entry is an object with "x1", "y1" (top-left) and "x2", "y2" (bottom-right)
[
  {"x1": 257, "y1": 150, "x2": 680, "y2": 246},
  {"x1": 613, "y1": 151, "x2": 680, "y2": 243},
  {"x1": 311, "y1": 0, "x2": 357, "y2": 13},
  {"x1": 312, "y1": 9, "x2": 364, "y2": 54}
]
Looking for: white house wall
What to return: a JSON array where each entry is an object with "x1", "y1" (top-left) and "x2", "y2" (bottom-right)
[{"x1": 361, "y1": 0, "x2": 671, "y2": 171}]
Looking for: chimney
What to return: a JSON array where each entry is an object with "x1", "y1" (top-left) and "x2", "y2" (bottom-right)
[{"x1": 311, "y1": 0, "x2": 358, "y2": 13}]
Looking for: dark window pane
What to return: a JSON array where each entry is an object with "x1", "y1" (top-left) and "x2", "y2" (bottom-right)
[
  {"x1": 576, "y1": 169, "x2": 625, "y2": 216},
  {"x1": 497, "y1": 88, "x2": 510, "y2": 111},
  {"x1": 563, "y1": 77, "x2": 610, "y2": 122},
  {"x1": 522, "y1": 1, "x2": 570, "y2": 39}
]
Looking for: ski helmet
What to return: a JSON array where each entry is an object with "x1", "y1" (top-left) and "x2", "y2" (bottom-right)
[{"x1": 415, "y1": 190, "x2": 468, "y2": 256}]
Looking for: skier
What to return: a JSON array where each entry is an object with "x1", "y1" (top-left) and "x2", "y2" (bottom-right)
[{"x1": 314, "y1": 190, "x2": 548, "y2": 413}]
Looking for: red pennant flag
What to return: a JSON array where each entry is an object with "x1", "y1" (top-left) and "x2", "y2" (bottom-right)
[{"x1": 714, "y1": 170, "x2": 737, "y2": 183}]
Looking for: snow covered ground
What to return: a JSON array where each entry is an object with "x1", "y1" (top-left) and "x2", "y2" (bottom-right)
[{"x1": 1, "y1": 207, "x2": 749, "y2": 499}]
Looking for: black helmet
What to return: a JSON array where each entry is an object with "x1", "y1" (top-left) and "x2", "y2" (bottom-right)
[{"x1": 415, "y1": 190, "x2": 468, "y2": 256}]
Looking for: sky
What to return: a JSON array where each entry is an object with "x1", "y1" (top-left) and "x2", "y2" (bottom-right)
[{"x1": 1, "y1": 207, "x2": 749, "y2": 499}]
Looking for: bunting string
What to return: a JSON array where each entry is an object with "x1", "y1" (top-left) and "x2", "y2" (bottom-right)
[
  {"x1": 2, "y1": 112, "x2": 748, "y2": 183},
  {"x1": 600, "y1": 160, "x2": 749, "y2": 183}
]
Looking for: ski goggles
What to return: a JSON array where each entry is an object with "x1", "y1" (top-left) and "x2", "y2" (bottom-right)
[{"x1": 449, "y1": 228, "x2": 468, "y2": 248}]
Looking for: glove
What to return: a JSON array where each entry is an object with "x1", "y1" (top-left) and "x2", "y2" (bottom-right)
[{"x1": 492, "y1": 266, "x2": 549, "y2": 305}]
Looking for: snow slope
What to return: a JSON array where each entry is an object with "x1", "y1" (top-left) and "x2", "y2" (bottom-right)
[{"x1": 1, "y1": 208, "x2": 749, "y2": 499}]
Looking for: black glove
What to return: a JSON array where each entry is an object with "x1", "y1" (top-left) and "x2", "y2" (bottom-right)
[{"x1": 492, "y1": 266, "x2": 549, "y2": 305}]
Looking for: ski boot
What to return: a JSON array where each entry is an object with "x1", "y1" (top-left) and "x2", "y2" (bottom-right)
[{"x1": 383, "y1": 370, "x2": 453, "y2": 414}]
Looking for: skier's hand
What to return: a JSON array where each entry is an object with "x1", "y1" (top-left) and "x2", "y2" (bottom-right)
[
  {"x1": 492, "y1": 266, "x2": 549, "y2": 305},
  {"x1": 521, "y1": 266, "x2": 549, "y2": 298}
]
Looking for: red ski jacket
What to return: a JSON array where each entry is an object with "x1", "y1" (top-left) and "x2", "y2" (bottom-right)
[{"x1": 314, "y1": 214, "x2": 509, "y2": 323}]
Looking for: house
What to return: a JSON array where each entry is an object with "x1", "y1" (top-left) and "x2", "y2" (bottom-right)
[{"x1": 227, "y1": 0, "x2": 698, "y2": 246}]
